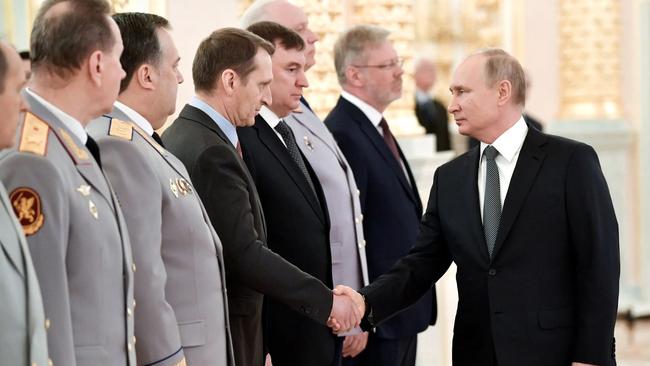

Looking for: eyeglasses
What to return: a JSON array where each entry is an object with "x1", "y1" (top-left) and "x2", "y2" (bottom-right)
[{"x1": 352, "y1": 58, "x2": 404, "y2": 70}]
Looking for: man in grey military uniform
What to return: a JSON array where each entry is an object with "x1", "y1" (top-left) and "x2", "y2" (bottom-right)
[
  {"x1": 241, "y1": 0, "x2": 371, "y2": 360},
  {"x1": 0, "y1": 39, "x2": 50, "y2": 366},
  {"x1": 87, "y1": 13, "x2": 233, "y2": 366},
  {"x1": 0, "y1": 1, "x2": 136, "y2": 365}
]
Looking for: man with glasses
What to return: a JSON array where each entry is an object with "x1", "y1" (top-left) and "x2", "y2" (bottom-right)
[{"x1": 325, "y1": 25, "x2": 436, "y2": 366}]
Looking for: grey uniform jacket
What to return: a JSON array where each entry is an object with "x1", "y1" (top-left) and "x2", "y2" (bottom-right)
[
  {"x1": 0, "y1": 92, "x2": 136, "y2": 366},
  {"x1": 87, "y1": 107, "x2": 234, "y2": 366},
  {"x1": 285, "y1": 102, "x2": 369, "y2": 289},
  {"x1": 0, "y1": 181, "x2": 49, "y2": 366}
]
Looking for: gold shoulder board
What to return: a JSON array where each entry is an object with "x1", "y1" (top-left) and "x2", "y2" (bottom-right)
[
  {"x1": 109, "y1": 118, "x2": 133, "y2": 140},
  {"x1": 18, "y1": 113, "x2": 49, "y2": 156}
]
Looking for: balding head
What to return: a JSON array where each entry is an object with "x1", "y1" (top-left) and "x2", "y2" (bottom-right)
[
  {"x1": 30, "y1": 0, "x2": 114, "y2": 78},
  {"x1": 414, "y1": 57, "x2": 437, "y2": 92},
  {"x1": 241, "y1": 0, "x2": 319, "y2": 70}
]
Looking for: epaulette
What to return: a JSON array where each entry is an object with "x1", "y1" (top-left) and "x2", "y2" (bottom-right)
[
  {"x1": 109, "y1": 118, "x2": 133, "y2": 140},
  {"x1": 18, "y1": 112, "x2": 50, "y2": 156}
]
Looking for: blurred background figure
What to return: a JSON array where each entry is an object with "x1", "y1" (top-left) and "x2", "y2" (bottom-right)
[{"x1": 413, "y1": 57, "x2": 451, "y2": 152}]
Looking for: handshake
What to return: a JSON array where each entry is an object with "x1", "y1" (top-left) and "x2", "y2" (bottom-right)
[{"x1": 327, "y1": 285, "x2": 366, "y2": 334}]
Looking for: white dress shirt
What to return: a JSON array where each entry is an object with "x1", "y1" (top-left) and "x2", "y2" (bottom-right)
[
  {"x1": 259, "y1": 106, "x2": 288, "y2": 148},
  {"x1": 114, "y1": 100, "x2": 154, "y2": 136},
  {"x1": 478, "y1": 116, "x2": 528, "y2": 221},
  {"x1": 26, "y1": 88, "x2": 88, "y2": 144}
]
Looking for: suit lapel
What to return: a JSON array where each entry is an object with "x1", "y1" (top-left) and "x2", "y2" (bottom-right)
[
  {"x1": 491, "y1": 129, "x2": 547, "y2": 259},
  {"x1": 254, "y1": 115, "x2": 326, "y2": 224},
  {"x1": 460, "y1": 147, "x2": 492, "y2": 263},
  {"x1": 179, "y1": 105, "x2": 268, "y2": 235},
  {"x1": 340, "y1": 98, "x2": 417, "y2": 205}
]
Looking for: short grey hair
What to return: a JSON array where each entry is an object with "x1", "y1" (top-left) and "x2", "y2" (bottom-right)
[
  {"x1": 239, "y1": 0, "x2": 277, "y2": 28},
  {"x1": 333, "y1": 24, "x2": 389, "y2": 85},
  {"x1": 472, "y1": 48, "x2": 526, "y2": 106}
]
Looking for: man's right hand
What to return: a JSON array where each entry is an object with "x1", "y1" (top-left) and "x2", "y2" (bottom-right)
[{"x1": 327, "y1": 285, "x2": 364, "y2": 332}]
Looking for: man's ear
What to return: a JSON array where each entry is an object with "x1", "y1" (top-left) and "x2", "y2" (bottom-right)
[
  {"x1": 135, "y1": 64, "x2": 156, "y2": 91},
  {"x1": 496, "y1": 79, "x2": 512, "y2": 106},
  {"x1": 346, "y1": 66, "x2": 364, "y2": 88},
  {"x1": 87, "y1": 50, "x2": 103, "y2": 86},
  {"x1": 221, "y1": 69, "x2": 237, "y2": 96}
]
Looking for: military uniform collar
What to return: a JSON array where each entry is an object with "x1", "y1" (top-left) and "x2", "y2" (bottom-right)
[
  {"x1": 25, "y1": 88, "x2": 88, "y2": 145},
  {"x1": 114, "y1": 100, "x2": 154, "y2": 137}
]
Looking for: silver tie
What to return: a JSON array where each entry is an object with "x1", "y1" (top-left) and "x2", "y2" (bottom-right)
[{"x1": 483, "y1": 145, "x2": 501, "y2": 258}]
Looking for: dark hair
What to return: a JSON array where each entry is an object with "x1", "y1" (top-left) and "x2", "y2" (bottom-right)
[
  {"x1": 112, "y1": 12, "x2": 170, "y2": 93},
  {"x1": 19, "y1": 50, "x2": 30, "y2": 61},
  {"x1": 0, "y1": 45, "x2": 7, "y2": 93},
  {"x1": 192, "y1": 27, "x2": 274, "y2": 93},
  {"x1": 30, "y1": 0, "x2": 114, "y2": 77},
  {"x1": 246, "y1": 21, "x2": 305, "y2": 52}
]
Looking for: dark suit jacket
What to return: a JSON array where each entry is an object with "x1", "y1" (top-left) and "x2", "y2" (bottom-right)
[
  {"x1": 163, "y1": 105, "x2": 332, "y2": 366},
  {"x1": 415, "y1": 97, "x2": 451, "y2": 151},
  {"x1": 325, "y1": 96, "x2": 436, "y2": 340},
  {"x1": 238, "y1": 114, "x2": 336, "y2": 366},
  {"x1": 359, "y1": 126, "x2": 620, "y2": 366}
]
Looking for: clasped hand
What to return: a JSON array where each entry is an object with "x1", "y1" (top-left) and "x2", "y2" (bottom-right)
[{"x1": 327, "y1": 285, "x2": 366, "y2": 334}]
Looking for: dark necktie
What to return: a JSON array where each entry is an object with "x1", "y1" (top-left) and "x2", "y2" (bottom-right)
[
  {"x1": 85, "y1": 136, "x2": 102, "y2": 168},
  {"x1": 152, "y1": 131, "x2": 164, "y2": 148},
  {"x1": 274, "y1": 119, "x2": 316, "y2": 195},
  {"x1": 379, "y1": 118, "x2": 401, "y2": 164},
  {"x1": 483, "y1": 145, "x2": 501, "y2": 258},
  {"x1": 235, "y1": 140, "x2": 243, "y2": 159}
]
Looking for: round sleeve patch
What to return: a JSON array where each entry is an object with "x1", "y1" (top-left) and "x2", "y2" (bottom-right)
[{"x1": 9, "y1": 187, "x2": 45, "y2": 236}]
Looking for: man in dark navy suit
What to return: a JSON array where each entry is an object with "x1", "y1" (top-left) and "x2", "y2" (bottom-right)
[{"x1": 325, "y1": 25, "x2": 436, "y2": 366}]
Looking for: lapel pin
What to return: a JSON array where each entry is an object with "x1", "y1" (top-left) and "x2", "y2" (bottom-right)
[
  {"x1": 76, "y1": 184, "x2": 91, "y2": 197},
  {"x1": 169, "y1": 179, "x2": 179, "y2": 198},
  {"x1": 303, "y1": 136, "x2": 314, "y2": 151},
  {"x1": 88, "y1": 200, "x2": 98, "y2": 219}
]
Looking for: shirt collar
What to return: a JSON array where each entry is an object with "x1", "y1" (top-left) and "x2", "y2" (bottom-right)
[
  {"x1": 341, "y1": 90, "x2": 384, "y2": 128},
  {"x1": 26, "y1": 88, "x2": 88, "y2": 144},
  {"x1": 188, "y1": 96, "x2": 238, "y2": 147},
  {"x1": 113, "y1": 100, "x2": 154, "y2": 136},
  {"x1": 415, "y1": 89, "x2": 431, "y2": 104},
  {"x1": 258, "y1": 106, "x2": 283, "y2": 129},
  {"x1": 480, "y1": 116, "x2": 528, "y2": 162}
]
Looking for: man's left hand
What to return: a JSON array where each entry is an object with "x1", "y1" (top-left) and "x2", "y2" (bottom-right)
[{"x1": 342, "y1": 332, "x2": 369, "y2": 358}]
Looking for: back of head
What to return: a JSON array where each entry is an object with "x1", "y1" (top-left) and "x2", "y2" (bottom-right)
[
  {"x1": 246, "y1": 21, "x2": 304, "y2": 51},
  {"x1": 112, "y1": 12, "x2": 170, "y2": 93},
  {"x1": 31, "y1": 0, "x2": 113, "y2": 78},
  {"x1": 192, "y1": 27, "x2": 274, "y2": 94},
  {"x1": 334, "y1": 24, "x2": 389, "y2": 85},
  {"x1": 474, "y1": 48, "x2": 526, "y2": 106},
  {"x1": 239, "y1": 0, "x2": 280, "y2": 28}
]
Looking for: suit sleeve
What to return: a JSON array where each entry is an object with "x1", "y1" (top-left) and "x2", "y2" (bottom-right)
[
  {"x1": 359, "y1": 169, "x2": 452, "y2": 326},
  {"x1": 97, "y1": 138, "x2": 184, "y2": 365},
  {"x1": 0, "y1": 153, "x2": 76, "y2": 366},
  {"x1": 192, "y1": 144, "x2": 332, "y2": 325},
  {"x1": 565, "y1": 144, "x2": 619, "y2": 364}
]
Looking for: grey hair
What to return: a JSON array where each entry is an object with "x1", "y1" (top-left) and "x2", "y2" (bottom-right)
[
  {"x1": 333, "y1": 24, "x2": 390, "y2": 85},
  {"x1": 471, "y1": 48, "x2": 526, "y2": 106},
  {"x1": 240, "y1": 0, "x2": 278, "y2": 28}
]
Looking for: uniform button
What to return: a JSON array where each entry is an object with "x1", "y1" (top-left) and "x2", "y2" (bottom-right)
[
  {"x1": 360, "y1": 214, "x2": 364, "y2": 220},
  {"x1": 133, "y1": 300, "x2": 136, "y2": 308},
  {"x1": 127, "y1": 308, "x2": 132, "y2": 316},
  {"x1": 356, "y1": 189, "x2": 360, "y2": 196},
  {"x1": 132, "y1": 263, "x2": 136, "y2": 272},
  {"x1": 128, "y1": 343, "x2": 132, "y2": 351},
  {"x1": 48, "y1": 359, "x2": 53, "y2": 366},
  {"x1": 488, "y1": 268, "x2": 497, "y2": 276},
  {"x1": 45, "y1": 318, "x2": 50, "y2": 330},
  {"x1": 133, "y1": 336, "x2": 137, "y2": 344},
  {"x1": 355, "y1": 218, "x2": 360, "y2": 224},
  {"x1": 32, "y1": 363, "x2": 37, "y2": 366},
  {"x1": 362, "y1": 240, "x2": 366, "y2": 246}
]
